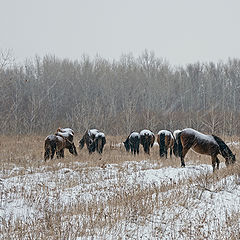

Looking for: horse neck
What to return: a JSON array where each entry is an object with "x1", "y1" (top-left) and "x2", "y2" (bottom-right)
[
  {"x1": 221, "y1": 148, "x2": 233, "y2": 160},
  {"x1": 213, "y1": 135, "x2": 232, "y2": 159}
]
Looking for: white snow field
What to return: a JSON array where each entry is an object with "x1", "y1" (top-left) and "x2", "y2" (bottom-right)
[{"x1": 1, "y1": 155, "x2": 240, "y2": 239}]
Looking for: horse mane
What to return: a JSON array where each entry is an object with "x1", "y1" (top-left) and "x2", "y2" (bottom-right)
[{"x1": 212, "y1": 135, "x2": 233, "y2": 158}]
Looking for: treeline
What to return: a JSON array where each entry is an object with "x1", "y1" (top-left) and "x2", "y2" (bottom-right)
[{"x1": 1, "y1": 50, "x2": 240, "y2": 135}]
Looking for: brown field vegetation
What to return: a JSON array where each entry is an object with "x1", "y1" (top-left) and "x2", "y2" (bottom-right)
[{"x1": 1, "y1": 135, "x2": 240, "y2": 239}]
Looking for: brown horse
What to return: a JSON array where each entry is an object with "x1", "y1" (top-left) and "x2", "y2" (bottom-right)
[
  {"x1": 157, "y1": 130, "x2": 174, "y2": 158},
  {"x1": 140, "y1": 130, "x2": 155, "y2": 154},
  {"x1": 44, "y1": 134, "x2": 77, "y2": 161},
  {"x1": 175, "y1": 128, "x2": 236, "y2": 171},
  {"x1": 79, "y1": 129, "x2": 106, "y2": 154}
]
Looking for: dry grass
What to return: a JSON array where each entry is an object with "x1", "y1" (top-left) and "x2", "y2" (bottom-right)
[{"x1": 0, "y1": 135, "x2": 240, "y2": 239}]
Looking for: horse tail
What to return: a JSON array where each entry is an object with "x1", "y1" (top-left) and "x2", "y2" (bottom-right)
[
  {"x1": 89, "y1": 139, "x2": 95, "y2": 153},
  {"x1": 44, "y1": 139, "x2": 50, "y2": 161},
  {"x1": 150, "y1": 135, "x2": 155, "y2": 148},
  {"x1": 97, "y1": 137, "x2": 103, "y2": 154},
  {"x1": 173, "y1": 131, "x2": 180, "y2": 157},
  {"x1": 177, "y1": 132, "x2": 183, "y2": 158},
  {"x1": 102, "y1": 137, "x2": 106, "y2": 152},
  {"x1": 173, "y1": 139, "x2": 178, "y2": 157},
  {"x1": 212, "y1": 135, "x2": 234, "y2": 162},
  {"x1": 159, "y1": 133, "x2": 165, "y2": 157}
]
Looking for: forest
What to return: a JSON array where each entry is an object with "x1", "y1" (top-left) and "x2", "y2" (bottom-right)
[{"x1": 1, "y1": 50, "x2": 240, "y2": 135}]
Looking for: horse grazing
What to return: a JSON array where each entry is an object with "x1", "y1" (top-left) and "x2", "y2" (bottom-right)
[
  {"x1": 44, "y1": 134, "x2": 77, "y2": 161},
  {"x1": 140, "y1": 130, "x2": 155, "y2": 154},
  {"x1": 79, "y1": 129, "x2": 106, "y2": 154},
  {"x1": 157, "y1": 130, "x2": 174, "y2": 158},
  {"x1": 123, "y1": 132, "x2": 140, "y2": 155},
  {"x1": 175, "y1": 128, "x2": 236, "y2": 171}
]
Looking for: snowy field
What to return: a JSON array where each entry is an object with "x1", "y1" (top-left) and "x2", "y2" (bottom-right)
[{"x1": 1, "y1": 137, "x2": 240, "y2": 239}]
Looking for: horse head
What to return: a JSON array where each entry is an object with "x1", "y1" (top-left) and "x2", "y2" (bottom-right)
[
  {"x1": 226, "y1": 153, "x2": 236, "y2": 165},
  {"x1": 79, "y1": 138, "x2": 85, "y2": 149},
  {"x1": 123, "y1": 138, "x2": 130, "y2": 152},
  {"x1": 69, "y1": 143, "x2": 78, "y2": 156}
]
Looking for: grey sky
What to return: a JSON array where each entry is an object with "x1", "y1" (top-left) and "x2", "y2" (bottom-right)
[{"x1": 1, "y1": 0, "x2": 240, "y2": 65}]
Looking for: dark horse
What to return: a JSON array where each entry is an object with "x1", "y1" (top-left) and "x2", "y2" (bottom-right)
[
  {"x1": 79, "y1": 129, "x2": 106, "y2": 154},
  {"x1": 157, "y1": 130, "x2": 174, "y2": 158},
  {"x1": 174, "y1": 128, "x2": 236, "y2": 171},
  {"x1": 44, "y1": 133, "x2": 77, "y2": 161},
  {"x1": 123, "y1": 132, "x2": 140, "y2": 155},
  {"x1": 93, "y1": 132, "x2": 106, "y2": 154},
  {"x1": 140, "y1": 130, "x2": 155, "y2": 154}
]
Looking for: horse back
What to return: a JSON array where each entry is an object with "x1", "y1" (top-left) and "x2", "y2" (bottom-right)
[
  {"x1": 130, "y1": 135, "x2": 140, "y2": 146},
  {"x1": 180, "y1": 130, "x2": 219, "y2": 155}
]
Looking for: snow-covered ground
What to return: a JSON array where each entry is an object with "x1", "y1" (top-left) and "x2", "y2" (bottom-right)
[{"x1": 1, "y1": 157, "x2": 240, "y2": 239}]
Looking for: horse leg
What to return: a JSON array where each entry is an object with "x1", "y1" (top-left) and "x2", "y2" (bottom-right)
[
  {"x1": 50, "y1": 146, "x2": 56, "y2": 159},
  {"x1": 137, "y1": 145, "x2": 139, "y2": 154},
  {"x1": 130, "y1": 145, "x2": 134, "y2": 154},
  {"x1": 180, "y1": 146, "x2": 191, "y2": 167},
  {"x1": 147, "y1": 144, "x2": 150, "y2": 154},
  {"x1": 134, "y1": 148, "x2": 136, "y2": 155},
  {"x1": 211, "y1": 155, "x2": 217, "y2": 172},
  {"x1": 216, "y1": 156, "x2": 220, "y2": 170},
  {"x1": 132, "y1": 145, "x2": 136, "y2": 155},
  {"x1": 44, "y1": 148, "x2": 50, "y2": 161},
  {"x1": 56, "y1": 151, "x2": 61, "y2": 158},
  {"x1": 60, "y1": 149, "x2": 64, "y2": 158},
  {"x1": 145, "y1": 146, "x2": 149, "y2": 154},
  {"x1": 133, "y1": 142, "x2": 137, "y2": 155},
  {"x1": 170, "y1": 147, "x2": 173, "y2": 158}
]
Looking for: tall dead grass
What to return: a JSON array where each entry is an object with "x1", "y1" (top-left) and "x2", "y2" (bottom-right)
[{"x1": 0, "y1": 135, "x2": 240, "y2": 239}]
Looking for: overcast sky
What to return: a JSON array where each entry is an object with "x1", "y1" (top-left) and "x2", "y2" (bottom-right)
[{"x1": 1, "y1": 0, "x2": 240, "y2": 66}]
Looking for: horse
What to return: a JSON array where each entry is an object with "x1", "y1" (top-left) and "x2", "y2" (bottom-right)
[
  {"x1": 44, "y1": 134, "x2": 77, "y2": 161},
  {"x1": 55, "y1": 127, "x2": 77, "y2": 157},
  {"x1": 79, "y1": 129, "x2": 99, "y2": 153},
  {"x1": 123, "y1": 132, "x2": 140, "y2": 155},
  {"x1": 140, "y1": 130, "x2": 155, "y2": 154},
  {"x1": 175, "y1": 128, "x2": 236, "y2": 171},
  {"x1": 79, "y1": 129, "x2": 106, "y2": 154},
  {"x1": 92, "y1": 132, "x2": 106, "y2": 154},
  {"x1": 157, "y1": 130, "x2": 174, "y2": 158}
]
